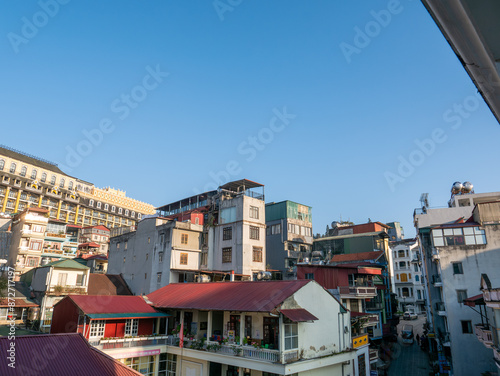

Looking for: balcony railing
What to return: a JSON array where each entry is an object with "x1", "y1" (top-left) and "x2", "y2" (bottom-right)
[
  {"x1": 93, "y1": 336, "x2": 171, "y2": 349},
  {"x1": 48, "y1": 285, "x2": 87, "y2": 295},
  {"x1": 475, "y1": 325, "x2": 494, "y2": 348},
  {"x1": 435, "y1": 302, "x2": 446, "y2": 315},
  {"x1": 339, "y1": 286, "x2": 377, "y2": 297}
]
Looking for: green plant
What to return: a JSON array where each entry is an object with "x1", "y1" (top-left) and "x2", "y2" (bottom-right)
[
  {"x1": 233, "y1": 346, "x2": 242, "y2": 355},
  {"x1": 243, "y1": 337, "x2": 248, "y2": 345},
  {"x1": 207, "y1": 343, "x2": 221, "y2": 352}
]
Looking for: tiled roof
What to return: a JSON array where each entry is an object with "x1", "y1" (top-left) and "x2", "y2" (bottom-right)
[
  {"x1": 147, "y1": 280, "x2": 311, "y2": 312},
  {"x1": 330, "y1": 251, "x2": 384, "y2": 263},
  {"x1": 0, "y1": 333, "x2": 143, "y2": 376},
  {"x1": 78, "y1": 242, "x2": 100, "y2": 248},
  {"x1": 62, "y1": 295, "x2": 157, "y2": 314},
  {"x1": 83, "y1": 225, "x2": 110, "y2": 232},
  {"x1": 88, "y1": 274, "x2": 132, "y2": 296}
]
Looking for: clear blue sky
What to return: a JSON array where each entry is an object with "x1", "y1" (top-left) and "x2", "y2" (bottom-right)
[{"x1": 1, "y1": 1, "x2": 499, "y2": 237}]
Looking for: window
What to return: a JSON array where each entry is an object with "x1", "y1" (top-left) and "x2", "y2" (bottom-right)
[
  {"x1": 111, "y1": 206, "x2": 115, "y2": 212},
  {"x1": 89, "y1": 320, "x2": 105, "y2": 339},
  {"x1": 124, "y1": 241, "x2": 128, "y2": 250},
  {"x1": 461, "y1": 320, "x2": 473, "y2": 334},
  {"x1": 146, "y1": 253, "x2": 149, "y2": 261},
  {"x1": 30, "y1": 169, "x2": 37, "y2": 179},
  {"x1": 118, "y1": 208, "x2": 123, "y2": 214},
  {"x1": 453, "y1": 262, "x2": 463, "y2": 275},
  {"x1": 305, "y1": 273, "x2": 314, "y2": 280},
  {"x1": 131, "y1": 211, "x2": 135, "y2": 217},
  {"x1": 457, "y1": 289, "x2": 468, "y2": 303},
  {"x1": 104, "y1": 204, "x2": 109, "y2": 210},
  {"x1": 433, "y1": 227, "x2": 486, "y2": 246},
  {"x1": 76, "y1": 274, "x2": 85, "y2": 286},
  {"x1": 59, "y1": 178, "x2": 65, "y2": 188},
  {"x1": 417, "y1": 290, "x2": 422, "y2": 300},
  {"x1": 398, "y1": 250, "x2": 405, "y2": 258},
  {"x1": 10, "y1": 163, "x2": 16, "y2": 173},
  {"x1": 414, "y1": 263, "x2": 419, "y2": 272},
  {"x1": 89, "y1": 199, "x2": 94, "y2": 207},
  {"x1": 96, "y1": 202, "x2": 102, "y2": 209},
  {"x1": 400, "y1": 273, "x2": 408, "y2": 282},
  {"x1": 125, "y1": 209, "x2": 129, "y2": 216},
  {"x1": 253, "y1": 247, "x2": 263, "y2": 262},
  {"x1": 0, "y1": 159, "x2": 4, "y2": 170},
  {"x1": 158, "y1": 252, "x2": 163, "y2": 263},
  {"x1": 284, "y1": 323, "x2": 298, "y2": 349},
  {"x1": 117, "y1": 242, "x2": 120, "y2": 249},
  {"x1": 123, "y1": 257, "x2": 126, "y2": 263},
  {"x1": 415, "y1": 275, "x2": 419, "y2": 282},
  {"x1": 50, "y1": 175, "x2": 56, "y2": 185},
  {"x1": 250, "y1": 226, "x2": 260, "y2": 240},
  {"x1": 125, "y1": 319, "x2": 138, "y2": 336},
  {"x1": 157, "y1": 273, "x2": 162, "y2": 284},
  {"x1": 249, "y1": 206, "x2": 259, "y2": 219},
  {"x1": 222, "y1": 247, "x2": 232, "y2": 263},
  {"x1": 159, "y1": 353, "x2": 177, "y2": 376},
  {"x1": 223, "y1": 227, "x2": 232, "y2": 240},
  {"x1": 41, "y1": 172, "x2": 47, "y2": 182},
  {"x1": 180, "y1": 253, "x2": 188, "y2": 265},
  {"x1": 181, "y1": 233, "x2": 188, "y2": 245},
  {"x1": 399, "y1": 261, "x2": 406, "y2": 269},
  {"x1": 68, "y1": 181, "x2": 73, "y2": 190},
  {"x1": 145, "y1": 273, "x2": 147, "y2": 279},
  {"x1": 27, "y1": 257, "x2": 38, "y2": 267},
  {"x1": 271, "y1": 223, "x2": 281, "y2": 235}
]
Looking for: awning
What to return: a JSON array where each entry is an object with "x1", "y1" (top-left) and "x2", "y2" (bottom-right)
[
  {"x1": 280, "y1": 308, "x2": 318, "y2": 322},
  {"x1": 358, "y1": 267, "x2": 382, "y2": 275},
  {"x1": 87, "y1": 312, "x2": 170, "y2": 319},
  {"x1": 464, "y1": 293, "x2": 485, "y2": 307}
]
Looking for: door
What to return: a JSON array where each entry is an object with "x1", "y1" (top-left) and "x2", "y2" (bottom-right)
[{"x1": 263, "y1": 317, "x2": 279, "y2": 349}]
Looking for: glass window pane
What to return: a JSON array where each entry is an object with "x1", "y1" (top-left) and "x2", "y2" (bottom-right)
[
  {"x1": 443, "y1": 229, "x2": 453, "y2": 236},
  {"x1": 463, "y1": 227, "x2": 474, "y2": 235},
  {"x1": 474, "y1": 227, "x2": 485, "y2": 235},
  {"x1": 433, "y1": 237, "x2": 444, "y2": 246},
  {"x1": 432, "y1": 229, "x2": 442, "y2": 237},
  {"x1": 465, "y1": 235, "x2": 475, "y2": 245},
  {"x1": 476, "y1": 234, "x2": 486, "y2": 244},
  {"x1": 453, "y1": 228, "x2": 462, "y2": 236}
]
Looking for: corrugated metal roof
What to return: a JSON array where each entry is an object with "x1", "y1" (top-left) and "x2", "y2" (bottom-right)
[
  {"x1": 62, "y1": 295, "x2": 158, "y2": 314},
  {"x1": 0, "y1": 298, "x2": 38, "y2": 307},
  {"x1": 42, "y1": 259, "x2": 90, "y2": 270},
  {"x1": 87, "y1": 312, "x2": 169, "y2": 319},
  {"x1": 314, "y1": 231, "x2": 388, "y2": 242},
  {"x1": 330, "y1": 251, "x2": 384, "y2": 263},
  {"x1": 280, "y1": 308, "x2": 318, "y2": 322},
  {"x1": 0, "y1": 333, "x2": 143, "y2": 376},
  {"x1": 148, "y1": 280, "x2": 311, "y2": 312}
]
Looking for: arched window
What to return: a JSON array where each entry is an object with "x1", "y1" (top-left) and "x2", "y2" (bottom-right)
[
  {"x1": 131, "y1": 211, "x2": 135, "y2": 217},
  {"x1": 50, "y1": 175, "x2": 56, "y2": 185},
  {"x1": 20, "y1": 166, "x2": 27, "y2": 177},
  {"x1": 137, "y1": 213, "x2": 142, "y2": 219},
  {"x1": 125, "y1": 210, "x2": 129, "y2": 216},
  {"x1": 68, "y1": 181, "x2": 73, "y2": 190},
  {"x1": 59, "y1": 178, "x2": 65, "y2": 188},
  {"x1": 31, "y1": 169, "x2": 37, "y2": 180},
  {"x1": 118, "y1": 208, "x2": 123, "y2": 214},
  {"x1": 0, "y1": 159, "x2": 4, "y2": 170},
  {"x1": 89, "y1": 200, "x2": 94, "y2": 207},
  {"x1": 10, "y1": 163, "x2": 16, "y2": 173},
  {"x1": 104, "y1": 204, "x2": 109, "y2": 210},
  {"x1": 96, "y1": 202, "x2": 102, "y2": 209},
  {"x1": 111, "y1": 206, "x2": 116, "y2": 212},
  {"x1": 41, "y1": 173, "x2": 47, "y2": 182}
]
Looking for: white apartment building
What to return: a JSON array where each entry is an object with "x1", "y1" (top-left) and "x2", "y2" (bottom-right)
[
  {"x1": 390, "y1": 238, "x2": 425, "y2": 314},
  {"x1": 414, "y1": 188, "x2": 500, "y2": 376}
]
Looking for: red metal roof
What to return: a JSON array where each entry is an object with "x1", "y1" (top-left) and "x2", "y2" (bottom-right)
[
  {"x1": 60, "y1": 295, "x2": 157, "y2": 314},
  {"x1": 148, "y1": 280, "x2": 311, "y2": 312},
  {"x1": 0, "y1": 333, "x2": 143, "y2": 376},
  {"x1": 281, "y1": 308, "x2": 318, "y2": 322},
  {"x1": 78, "y1": 242, "x2": 100, "y2": 248},
  {"x1": 331, "y1": 251, "x2": 384, "y2": 263},
  {"x1": 83, "y1": 225, "x2": 110, "y2": 232},
  {"x1": 464, "y1": 293, "x2": 485, "y2": 307},
  {"x1": 0, "y1": 298, "x2": 38, "y2": 308}
]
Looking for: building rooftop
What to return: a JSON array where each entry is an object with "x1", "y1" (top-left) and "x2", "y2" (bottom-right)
[
  {"x1": 330, "y1": 250, "x2": 385, "y2": 264},
  {"x1": 0, "y1": 333, "x2": 144, "y2": 376},
  {"x1": 148, "y1": 280, "x2": 311, "y2": 312},
  {"x1": 42, "y1": 259, "x2": 90, "y2": 270},
  {"x1": 59, "y1": 295, "x2": 159, "y2": 315},
  {"x1": 88, "y1": 274, "x2": 132, "y2": 296}
]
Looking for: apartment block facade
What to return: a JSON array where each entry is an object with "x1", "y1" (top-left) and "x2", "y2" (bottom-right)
[
  {"x1": 265, "y1": 201, "x2": 313, "y2": 279},
  {"x1": 414, "y1": 190, "x2": 500, "y2": 376},
  {"x1": 0, "y1": 145, "x2": 155, "y2": 228}
]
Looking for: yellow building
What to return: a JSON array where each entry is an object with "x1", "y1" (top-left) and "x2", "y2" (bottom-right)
[{"x1": 0, "y1": 145, "x2": 155, "y2": 228}]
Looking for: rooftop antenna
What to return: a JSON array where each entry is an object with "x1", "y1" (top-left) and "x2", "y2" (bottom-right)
[{"x1": 419, "y1": 193, "x2": 429, "y2": 209}]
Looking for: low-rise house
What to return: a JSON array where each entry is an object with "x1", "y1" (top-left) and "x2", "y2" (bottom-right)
[
  {"x1": 0, "y1": 333, "x2": 144, "y2": 376},
  {"x1": 147, "y1": 279, "x2": 358, "y2": 376},
  {"x1": 28, "y1": 259, "x2": 90, "y2": 332},
  {"x1": 51, "y1": 295, "x2": 170, "y2": 374}
]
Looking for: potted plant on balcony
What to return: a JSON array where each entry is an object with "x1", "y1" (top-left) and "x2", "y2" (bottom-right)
[{"x1": 233, "y1": 346, "x2": 243, "y2": 356}]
